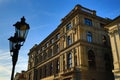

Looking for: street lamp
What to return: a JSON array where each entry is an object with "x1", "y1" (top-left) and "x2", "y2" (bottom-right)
[{"x1": 8, "y1": 16, "x2": 30, "y2": 80}]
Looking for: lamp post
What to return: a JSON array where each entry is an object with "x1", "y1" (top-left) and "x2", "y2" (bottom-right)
[{"x1": 8, "y1": 16, "x2": 30, "y2": 80}]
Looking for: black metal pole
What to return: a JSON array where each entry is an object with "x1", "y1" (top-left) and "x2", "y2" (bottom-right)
[{"x1": 11, "y1": 49, "x2": 19, "y2": 80}]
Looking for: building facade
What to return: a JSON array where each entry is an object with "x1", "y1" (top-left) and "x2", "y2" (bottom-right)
[
  {"x1": 105, "y1": 16, "x2": 120, "y2": 80},
  {"x1": 27, "y1": 4, "x2": 114, "y2": 80},
  {"x1": 14, "y1": 71, "x2": 27, "y2": 80}
]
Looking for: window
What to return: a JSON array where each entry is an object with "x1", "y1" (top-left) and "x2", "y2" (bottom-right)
[
  {"x1": 35, "y1": 57, "x2": 38, "y2": 64},
  {"x1": 44, "y1": 65, "x2": 47, "y2": 77},
  {"x1": 42, "y1": 46, "x2": 44, "y2": 50},
  {"x1": 48, "y1": 48, "x2": 53, "y2": 57},
  {"x1": 28, "y1": 72, "x2": 32, "y2": 80},
  {"x1": 42, "y1": 52, "x2": 47, "y2": 60},
  {"x1": 56, "y1": 33, "x2": 60, "y2": 39},
  {"x1": 38, "y1": 50, "x2": 40, "y2": 54},
  {"x1": 67, "y1": 52, "x2": 72, "y2": 68},
  {"x1": 46, "y1": 42, "x2": 49, "y2": 47},
  {"x1": 72, "y1": 19, "x2": 75, "y2": 26},
  {"x1": 50, "y1": 38, "x2": 54, "y2": 44},
  {"x1": 39, "y1": 55, "x2": 42, "y2": 62},
  {"x1": 88, "y1": 50, "x2": 96, "y2": 69},
  {"x1": 67, "y1": 36, "x2": 72, "y2": 46},
  {"x1": 102, "y1": 35, "x2": 107, "y2": 45},
  {"x1": 74, "y1": 49, "x2": 77, "y2": 66},
  {"x1": 56, "y1": 44, "x2": 60, "y2": 53},
  {"x1": 56, "y1": 60, "x2": 60, "y2": 73},
  {"x1": 84, "y1": 18, "x2": 92, "y2": 26},
  {"x1": 44, "y1": 52, "x2": 47, "y2": 59},
  {"x1": 39, "y1": 68, "x2": 42, "y2": 79},
  {"x1": 34, "y1": 69, "x2": 38, "y2": 80},
  {"x1": 100, "y1": 23, "x2": 104, "y2": 28},
  {"x1": 87, "y1": 32, "x2": 92, "y2": 42},
  {"x1": 63, "y1": 55, "x2": 65, "y2": 70},
  {"x1": 66, "y1": 23, "x2": 72, "y2": 31},
  {"x1": 50, "y1": 63, "x2": 53, "y2": 75}
]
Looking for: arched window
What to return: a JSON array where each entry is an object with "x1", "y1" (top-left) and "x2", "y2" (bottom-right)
[
  {"x1": 87, "y1": 32, "x2": 92, "y2": 42},
  {"x1": 88, "y1": 50, "x2": 96, "y2": 69}
]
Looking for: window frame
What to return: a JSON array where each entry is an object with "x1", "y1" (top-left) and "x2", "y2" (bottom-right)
[
  {"x1": 84, "y1": 18, "x2": 92, "y2": 26},
  {"x1": 66, "y1": 22, "x2": 72, "y2": 31},
  {"x1": 67, "y1": 52, "x2": 72, "y2": 68},
  {"x1": 88, "y1": 50, "x2": 96, "y2": 69},
  {"x1": 67, "y1": 36, "x2": 72, "y2": 46},
  {"x1": 87, "y1": 32, "x2": 92, "y2": 42}
]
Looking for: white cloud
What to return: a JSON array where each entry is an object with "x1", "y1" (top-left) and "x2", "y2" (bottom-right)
[
  {"x1": 0, "y1": 66, "x2": 11, "y2": 75},
  {"x1": 0, "y1": 49, "x2": 11, "y2": 80},
  {"x1": 0, "y1": 49, "x2": 28, "y2": 80}
]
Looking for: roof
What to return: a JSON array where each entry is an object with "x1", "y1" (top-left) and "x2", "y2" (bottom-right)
[{"x1": 105, "y1": 16, "x2": 120, "y2": 28}]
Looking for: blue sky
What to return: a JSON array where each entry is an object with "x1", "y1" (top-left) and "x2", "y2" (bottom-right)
[{"x1": 0, "y1": 0, "x2": 120, "y2": 80}]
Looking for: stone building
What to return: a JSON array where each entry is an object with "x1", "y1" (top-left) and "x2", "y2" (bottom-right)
[
  {"x1": 26, "y1": 4, "x2": 114, "y2": 80},
  {"x1": 14, "y1": 71, "x2": 27, "y2": 80},
  {"x1": 105, "y1": 16, "x2": 120, "y2": 80}
]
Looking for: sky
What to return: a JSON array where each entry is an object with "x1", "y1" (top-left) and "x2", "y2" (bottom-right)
[{"x1": 0, "y1": 0, "x2": 120, "y2": 80}]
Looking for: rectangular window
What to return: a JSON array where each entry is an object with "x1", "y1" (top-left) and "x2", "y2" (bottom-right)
[
  {"x1": 67, "y1": 52, "x2": 72, "y2": 68},
  {"x1": 56, "y1": 44, "x2": 59, "y2": 53},
  {"x1": 100, "y1": 23, "x2": 104, "y2": 28},
  {"x1": 66, "y1": 23, "x2": 72, "y2": 31},
  {"x1": 39, "y1": 68, "x2": 42, "y2": 79},
  {"x1": 84, "y1": 18, "x2": 92, "y2": 26},
  {"x1": 72, "y1": 19, "x2": 75, "y2": 26},
  {"x1": 67, "y1": 36, "x2": 72, "y2": 46},
  {"x1": 38, "y1": 50, "x2": 40, "y2": 54},
  {"x1": 50, "y1": 38, "x2": 54, "y2": 44},
  {"x1": 46, "y1": 42, "x2": 49, "y2": 47},
  {"x1": 28, "y1": 73, "x2": 31, "y2": 80},
  {"x1": 50, "y1": 63, "x2": 53, "y2": 75},
  {"x1": 56, "y1": 33, "x2": 60, "y2": 39},
  {"x1": 42, "y1": 46, "x2": 44, "y2": 50},
  {"x1": 87, "y1": 32, "x2": 92, "y2": 42},
  {"x1": 44, "y1": 65, "x2": 46, "y2": 77},
  {"x1": 56, "y1": 60, "x2": 59, "y2": 73},
  {"x1": 48, "y1": 48, "x2": 52, "y2": 57}
]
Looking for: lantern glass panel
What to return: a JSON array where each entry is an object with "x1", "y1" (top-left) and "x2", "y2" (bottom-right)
[
  {"x1": 8, "y1": 37, "x2": 17, "y2": 52},
  {"x1": 9, "y1": 40, "x2": 13, "y2": 52},
  {"x1": 15, "y1": 24, "x2": 29, "y2": 42}
]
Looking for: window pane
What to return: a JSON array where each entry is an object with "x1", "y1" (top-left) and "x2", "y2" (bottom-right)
[
  {"x1": 87, "y1": 32, "x2": 92, "y2": 42},
  {"x1": 67, "y1": 52, "x2": 72, "y2": 68},
  {"x1": 66, "y1": 23, "x2": 72, "y2": 31},
  {"x1": 56, "y1": 44, "x2": 59, "y2": 53},
  {"x1": 56, "y1": 33, "x2": 60, "y2": 39},
  {"x1": 84, "y1": 18, "x2": 92, "y2": 26},
  {"x1": 67, "y1": 36, "x2": 72, "y2": 46},
  {"x1": 88, "y1": 50, "x2": 96, "y2": 69}
]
